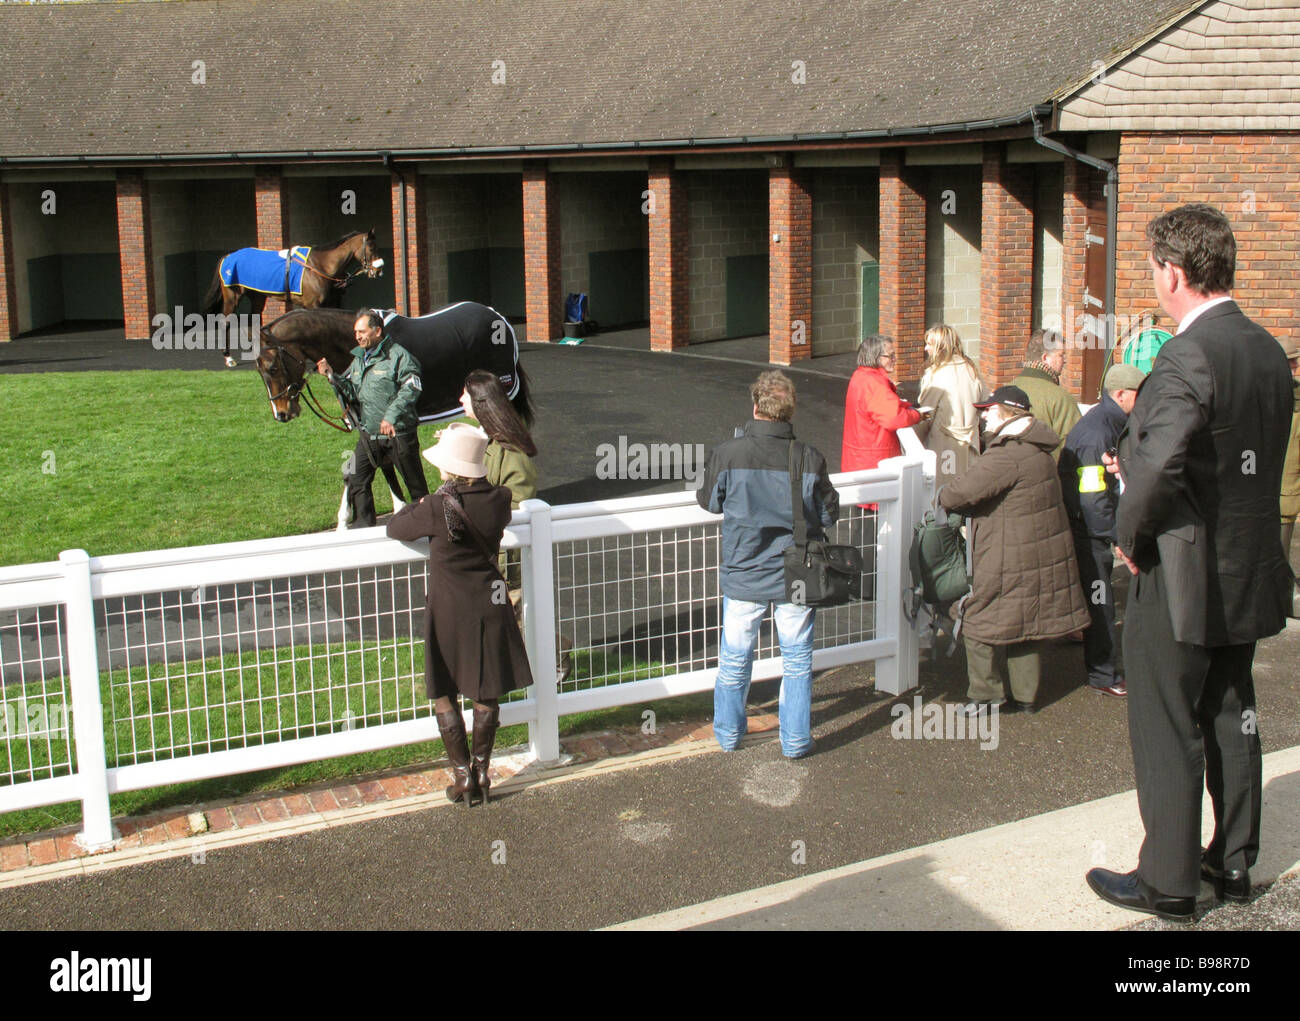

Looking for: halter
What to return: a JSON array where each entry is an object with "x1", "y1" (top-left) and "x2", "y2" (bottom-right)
[
  {"x1": 290, "y1": 238, "x2": 378, "y2": 287},
  {"x1": 263, "y1": 344, "x2": 354, "y2": 432}
]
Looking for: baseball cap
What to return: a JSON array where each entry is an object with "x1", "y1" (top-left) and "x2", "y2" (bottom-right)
[{"x1": 973, "y1": 385, "x2": 1031, "y2": 412}]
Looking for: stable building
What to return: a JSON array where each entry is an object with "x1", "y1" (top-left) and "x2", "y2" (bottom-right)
[{"x1": 0, "y1": 0, "x2": 1297, "y2": 397}]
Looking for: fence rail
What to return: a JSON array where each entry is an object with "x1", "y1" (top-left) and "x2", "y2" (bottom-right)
[{"x1": 0, "y1": 456, "x2": 927, "y2": 849}]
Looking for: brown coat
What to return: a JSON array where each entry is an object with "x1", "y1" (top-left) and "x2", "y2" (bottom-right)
[
  {"x1": 387, "y1": 480, "x2": 534, "y2": 701},
  {"x1": 939, "y1": 417, "x2": 1090, "y2": 645}
]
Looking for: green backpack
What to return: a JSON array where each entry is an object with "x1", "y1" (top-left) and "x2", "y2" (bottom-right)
[{"x1": 908, "y1": 510, "x2": 971, "y2": 610}]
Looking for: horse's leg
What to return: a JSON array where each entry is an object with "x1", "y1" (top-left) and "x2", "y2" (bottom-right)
[
  {"x1": 222, "y1": 287, "x2": 239, "y2": 366},
  {"x1": 337, "y1": 484, "x2": 353, "y2": 532}
]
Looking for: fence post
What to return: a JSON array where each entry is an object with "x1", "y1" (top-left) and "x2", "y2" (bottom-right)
[
  {"x1": 60, "y1": 550, "x2": 115, "y2": 851},
  {"x1": 519, "y1": 500, "x2": 560, "y2": 762},
  {"x1": 873, "y1": 457, "x2": 923, "y2": 696}
]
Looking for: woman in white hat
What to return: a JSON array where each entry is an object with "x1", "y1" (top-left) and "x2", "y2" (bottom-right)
[{"x1": 387, "y1": 423, "x2": 534, "y2": 806}]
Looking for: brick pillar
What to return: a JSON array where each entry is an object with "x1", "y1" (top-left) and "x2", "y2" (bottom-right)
[
  {"x1": 648, "y1": 160, "x2": 689, "y2": 351},
  {"x1": 0, "y1": 184, "x2": 18, "y2": 341},
  {"x1": 390, "y1": 169, "x2": 429, "y2": 316},
  {"x1": 115, "y1": 172, "x2": 156, "y2": 340},
  {"x1": 768, "y1": 163, "x2": 813, "y2": 364},
  {"x1": 254, "y1": 166, "x2": 290, "y2": 316},
  {"x1": 878, "y1": 149, "x2": 927, "y2": 381},
  {"x1": 980, "y1": 143, "x2": 1035, "y2": 387},
  {"x1": 522, "y1": 163, "x2": 561, "y2": 343},
  {"x1": 1061, "y1": 158, "x2": 1092, "y2": 396}
]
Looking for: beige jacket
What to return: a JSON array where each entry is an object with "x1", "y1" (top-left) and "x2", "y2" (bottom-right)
[{"x1": 918, "y1": 359, "x2": 987, "y2": 484}]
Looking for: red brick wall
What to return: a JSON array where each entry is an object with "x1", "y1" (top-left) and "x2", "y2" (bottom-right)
[
  {"x1": 254, "y1": 167, "x2": 290, "y2": 317},
  {"x1": 390, "y1": 169, "x2": 429, "y2": 316},
  {"x1": 0, "y1": 184, "x2": 17, "y2": 341},
  {"x1": 115, "y1": 172, "x2": 156, "y2": 340},
  {"x1": 1117, "y1": 133, "x2": 1300, "y2": 345},
  {"x1": 980, "y1": 143, "x2": 1035, "y2": 388},
  {"x1": 768, "y1": 164, "x2": 812, "y2": 364},
  {"x1": 879, "y1": 149, "x2": 926, "y2": 381},
  {"x1": 522, "y1": 163, "x2": 561, "y2": 342},
  {"x1": 648, "y1": 160, "x2": 689, "y2": 351}
]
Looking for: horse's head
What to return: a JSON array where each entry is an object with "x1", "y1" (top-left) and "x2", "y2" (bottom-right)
[
  {"x1": 255, "y1": 343, "x2": 306, "y2": 423},
  {"x1": 360, "y1": 229, "x2": 383, "y2": 278}
]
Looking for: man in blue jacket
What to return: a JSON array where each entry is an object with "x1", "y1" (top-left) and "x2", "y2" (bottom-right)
[
  {"x1": 1058, "y1": 363, "x2": 1145, "y2": 698},
  {"x1": 696, "y1": 371, "x2": 839, "y2": 758}
]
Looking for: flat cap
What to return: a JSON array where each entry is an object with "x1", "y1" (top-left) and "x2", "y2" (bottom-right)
[{"x1": 1103, "y1": 363, "x2": 1147, "y2": 393}]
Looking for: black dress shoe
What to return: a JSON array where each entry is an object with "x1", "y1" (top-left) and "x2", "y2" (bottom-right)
[
  {"x1": 1200, "y1": 852, "x2": 1251, "y2": 903},
  {"x1": 1012, "y1": 700, "x2": 1038, "y2": 714},
  {"x1": 1086, "y1": 868, "x2": 1195, "y2": 922}
]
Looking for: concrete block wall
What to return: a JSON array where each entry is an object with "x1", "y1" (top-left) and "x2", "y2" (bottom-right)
[
  {"x1": 6, "y1": 182, "x2": 62, "y2": 334},
  {"x1": 925, "y1": 170, "x2": 983, "y2": 360},
  {"x1": 1033, "y1": 164, "x2": 1065, "y2": 336},
  {"x1": 811, "y1": 168, "x2": 879, "y2": 357},
  {"x1": 685, "y1": 169, "x2": 766, "y2": 342},
  {"x1": 556, "y1": 171, "x2": 646, "y2": 308},
  {"x1": 424, "y1": 173, "x2": 521, "y2": 311}
]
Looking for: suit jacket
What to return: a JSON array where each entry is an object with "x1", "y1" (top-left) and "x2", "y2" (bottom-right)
[{"x1": 1116, "y1": 300, "x2": 1293, "y2": 646}]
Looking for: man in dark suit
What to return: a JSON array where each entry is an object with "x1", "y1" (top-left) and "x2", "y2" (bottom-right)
[{"x1": 1086, "y1": 204, "x2": 1294, "y2": 921}]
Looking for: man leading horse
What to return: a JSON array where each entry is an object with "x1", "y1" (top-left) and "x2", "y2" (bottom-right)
[{"x1": 318, "y1": 309, "x2": 429, "y2": 528}]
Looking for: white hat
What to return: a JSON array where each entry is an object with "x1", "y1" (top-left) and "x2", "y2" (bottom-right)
[{"x1": 422, "y1": 423, "x2": 489, "y2": 478}]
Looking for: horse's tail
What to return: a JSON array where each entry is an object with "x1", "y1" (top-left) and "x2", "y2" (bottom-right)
[
  {"x1": 202, "y1": 261, "x2": 224, "y2": 316},
  {"x1": 511, "y1": 360, "x2": 534, "y2": 425}
]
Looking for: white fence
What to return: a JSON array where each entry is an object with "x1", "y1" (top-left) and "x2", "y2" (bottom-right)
[{"x1": 0, "y1": 454, "x2": 928, "y2": 850}]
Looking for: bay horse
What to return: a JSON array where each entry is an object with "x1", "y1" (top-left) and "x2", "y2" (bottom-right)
[
  {"x1": 203, "y1": 229, "x2": 384, "y2": 364},
  {"x1": 254, "y1": 303, "x2": 532, "y2": 530}
]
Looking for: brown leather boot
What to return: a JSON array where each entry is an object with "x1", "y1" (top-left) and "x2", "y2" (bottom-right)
[
  {"x1": 435, "y1": 709, "x2": 476, "y2": 807},
  {"x1": 471, "y1": 704, "x2": 500, "y2": 806}
]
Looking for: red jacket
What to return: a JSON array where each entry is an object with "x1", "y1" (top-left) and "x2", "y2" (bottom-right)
[{"x1": 841, "y1": 366, "x2": 922, "y2": 471}]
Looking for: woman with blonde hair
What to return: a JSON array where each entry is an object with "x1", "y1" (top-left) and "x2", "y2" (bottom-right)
[{"x1": 918, "y1": 325, "x2": 988, "y2": 484}]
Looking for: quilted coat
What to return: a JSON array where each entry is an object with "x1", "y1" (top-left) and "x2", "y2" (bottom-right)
[
  {"x1": 938, "y1": 416, "x2": 1090, "y2": 645},
  {"x1": 842, "y1": 365, "x2": 922, "y2": 471}
]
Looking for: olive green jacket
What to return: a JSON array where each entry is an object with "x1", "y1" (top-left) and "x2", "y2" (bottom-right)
[
  {"x1": 1283, "y1": 378, "x2": 1300, "y2": 520},
  {"x1": 1011, "y1": 367, "x2": 1081, "y2": 463},
  {"x1": 485, "y1": 442, "x2": 538, "y2": 509},
  {"x1": 333, "y1": 336, "x2": 423, "y2": 436}
]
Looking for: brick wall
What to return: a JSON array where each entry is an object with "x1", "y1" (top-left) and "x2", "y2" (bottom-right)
[
  {"x1": 254, "y1": 167, "x2": 290, "y2": 316},
  {"x1": 979, "y1": 143, "x2": 1035, "y2": 388},
  {"x1": 685, "y1": 169, "x2": 767, "y2": 342},
  {"x1": 115, "y1": 172, "x2": 156, "y2": 340},
  {"x1": 1033, "y1": 164, "x2": 1064, "y2": 337},
  {"x1": 1060, "y1": 158, "x2": 1096, "y2": 396},
  {"x1": 1116, "y1": 132, "x2": 1300, "y2": 345},
  {"x1": 924, "y1": 169, "x2": 981, "y2": 361},
  {"x1": 649, "y1": 160, "x2": 689, "y2": 351},
  {"x1": 523, "y1": 164, "x2": 562, "y2": 342},
  {"x1": 769, "y1": 164, "x2": 813, "y2": 364},
  {"x1": 879, "y1": 149, "x2": 927, "y2": 381},
  {"x1": 811, "y1": 168, "x2": 878, "y2": 357},
  {"x1": 0, "y1": 185, "x2": 17, "y2": 341},
  {"x1": 390, "y1": 170, "x2": 429, "y2": 316}
]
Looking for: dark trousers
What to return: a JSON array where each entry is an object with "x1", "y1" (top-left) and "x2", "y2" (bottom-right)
[
  {"x1": 1124, "y1": 563, "x2": 1261, "y2": 897},
  {"x1": 346, "y1": 432, "x2": 428, "y2": 527},
  {"x1": 1073, "y1": 529, "x2": 1120, "y2": 687}
]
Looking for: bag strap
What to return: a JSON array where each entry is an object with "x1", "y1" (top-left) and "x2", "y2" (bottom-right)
[
  {"x1": 445, "y1": 488, "x2": 509, "y2": 585},
  {"x1": 788, "y1": 440, "x2": 808, "y2": 547}
]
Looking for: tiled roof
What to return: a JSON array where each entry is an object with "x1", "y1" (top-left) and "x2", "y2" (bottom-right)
[{"x1": 0, "y1": 0, "x2": 1202, "y2": 162}]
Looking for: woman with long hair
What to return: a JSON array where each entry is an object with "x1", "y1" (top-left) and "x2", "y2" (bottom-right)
[
  {"x1": 918, "y1": 325, "x2": 988, "y2": 485},
  {"x1": 459, "y1": 369, "x2": 538, "y2": 509},
  {"x1": 387, "y1": 424, "x2": 534, "y2": 807}
]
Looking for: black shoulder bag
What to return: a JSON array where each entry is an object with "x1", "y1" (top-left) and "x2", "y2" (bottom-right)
[{"x1": 782, "y1": 441, "x2": 863, "y2": 607}]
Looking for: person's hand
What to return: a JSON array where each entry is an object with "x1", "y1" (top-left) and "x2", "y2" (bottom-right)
[
  {"x1": 316, "y1": 358, "x2": 331, "y2": 376},
  {"x1": 1114, "y1": 544, "x2": 1138, "y2": 576},
  {"x1": 379, "y1": 420, "x2": 396, "y2": 438},
  {"x1": 1102, "y1": 450, "x2": 1120, "y2": 475}
]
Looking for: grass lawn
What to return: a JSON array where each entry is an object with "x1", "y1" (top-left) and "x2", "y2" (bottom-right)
[{"x1": 0, "y1": 369, "x2": 452, "y2": 567}]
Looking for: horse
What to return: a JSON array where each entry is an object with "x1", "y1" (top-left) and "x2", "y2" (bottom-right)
[
  {"x1": 254, "y1": 303, "x2": 532, "y2": 530},
  {"x1": 203, "y1": 229, "x2": 384, "y2": 365}
]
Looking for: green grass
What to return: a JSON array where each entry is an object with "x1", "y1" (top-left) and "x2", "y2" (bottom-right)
[{"x1": 0, "y1": 369, "x2": 453, "y2": 566}]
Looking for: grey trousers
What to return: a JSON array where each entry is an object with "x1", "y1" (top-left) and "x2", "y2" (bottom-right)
[{"x1": 962, "y1": 636, "x2": 1041, "y2": 704}]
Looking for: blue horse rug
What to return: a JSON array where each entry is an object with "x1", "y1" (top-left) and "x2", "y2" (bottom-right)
[{"x1": 220, "y1": 245, "x2": 311, "y2": 296}]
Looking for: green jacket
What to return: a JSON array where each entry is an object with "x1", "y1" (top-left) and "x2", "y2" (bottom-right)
[
  {"x1": 485, "y1": 441, "x2": 538, "y2": 510},
  {"x1": 1011, "y1": 367, "x2": 1081, "y2": 463},
  {"x1": 333, "y1": 336, "x2": 423, "y2": 436}
]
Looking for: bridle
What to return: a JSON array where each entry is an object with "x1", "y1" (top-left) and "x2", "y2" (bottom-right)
[
  {"x1": 290, "y1": 236, "x2": 379, "y2": 287},
  {"x1": 262, "y1": 343, "x2": 354, "y2": 432}
]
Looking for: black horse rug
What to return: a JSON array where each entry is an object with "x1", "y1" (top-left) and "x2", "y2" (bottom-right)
[{"x1": 378, "y1": 302, "x2": 523, "y2": 423}]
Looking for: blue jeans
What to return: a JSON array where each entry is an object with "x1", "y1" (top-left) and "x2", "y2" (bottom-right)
[{"x1": 714, "y1": 596, "x2": 816, "y2": 757}]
